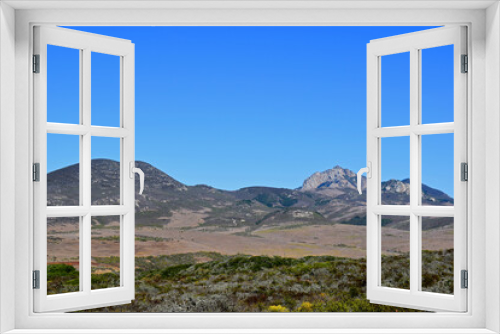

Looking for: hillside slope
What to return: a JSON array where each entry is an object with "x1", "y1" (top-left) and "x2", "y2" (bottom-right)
[{"x1": 47, "y1": 159, "x2": 453, "y2": 231}]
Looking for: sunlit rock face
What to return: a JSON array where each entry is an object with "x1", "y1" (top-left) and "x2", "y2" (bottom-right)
[
  {"x1": 301, "y1": 166, "x2": 361, "y2": 192},
  {"x1": 381, "y1": 179, "x2": 410, "y2": 195}
]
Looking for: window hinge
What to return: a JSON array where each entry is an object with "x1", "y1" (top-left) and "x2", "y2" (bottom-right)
[
  {"x1": 461, "y1": 162, "x2": 468, "y2": 182},
  {"x1": 33, "y1": 270, "x2": 40, "y2": 289},
  {"x1": 461, "y1": 54, "x2": 468, "y2": 73},
  {"x1": 33, "y1": 54, "x2": 40, "y2": 73},
  {"x1": 33, "y1": 163, "x2": 40, "y2": 182},
  {"x1": 461, "y1": 270, "x2": 468, "y2": 289}
]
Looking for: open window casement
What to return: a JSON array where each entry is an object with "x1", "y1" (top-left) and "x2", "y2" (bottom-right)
[
  {"x1": 362, "y1": 26, "x2": 468, "y2": 312},
  {"x1": 33, "y1": 26, "x2": 140, "y2": 312}
]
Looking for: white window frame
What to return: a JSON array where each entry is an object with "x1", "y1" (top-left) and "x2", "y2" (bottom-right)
[{"x1": 0, "y1": 1, "x2": 498, "y2": 333}]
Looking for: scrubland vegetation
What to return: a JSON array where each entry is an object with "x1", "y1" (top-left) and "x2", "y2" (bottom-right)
[{"x1": 47, "y1": 250, "x2": 453, "y2": 313}]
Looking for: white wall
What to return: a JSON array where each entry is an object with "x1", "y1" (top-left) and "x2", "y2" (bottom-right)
[
  {"x1": 486, "y1": 2, "x2": 500, "y2": 332},
  {"x1": 0, "y1": 2, "x2": 16, "y2": 333},
  {"x1": 3, "y1": 3, "x2": 496, "y2": 332}
]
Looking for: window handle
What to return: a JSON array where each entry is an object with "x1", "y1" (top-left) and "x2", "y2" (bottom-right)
[
  {"x1": 357, "y1": 162, "x2": 371, "y2": 195},
  {"x1": 129, "y1": 162, "x2": 145, "y2": 195}
]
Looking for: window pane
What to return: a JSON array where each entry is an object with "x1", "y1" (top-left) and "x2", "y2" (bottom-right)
[
  {"x1": 381, "y1": 215, "x2": 410, "y2": 290},
  {"x1": 381, "y1": 136, "x2": 410, "y2": 205},
  {"x1": 421, "y1": 133, "x2": 454, "y2": 206},
  {"x1": 381, "y1": 52, "x2": 410, "y2": 127},
  {"x1": 47, "y1": 45, "x2": 80, "y2": 124},
  {"x1": 421, "y1": 216, "x2": 454, "y2": 294},
  {"x1": 91, "y1": 52, "x2": 120, "y2": 127},
  {"x1": 421, "y1": 45, "x2": 454, "y2": 124},
  {"x1": 91, "y1": 215, "x2": 121, "y2": 289},
  {"x1": 91, "y1": 137, "x2": 121, "y2": 205},
  {"x1": 47, "y1": 133, "x2": 80, "y2": 206},
  {"x1": 47, "y1": 217, "x2": 80, "y2": 295}
]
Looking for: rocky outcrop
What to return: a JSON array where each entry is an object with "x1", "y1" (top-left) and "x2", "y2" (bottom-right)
[
  {"x1": 301, "y1": 165, "x2": 362, "y2": 191},
  {"x1": 381, "y1": 179, "x2": 410, "y2": 195}
]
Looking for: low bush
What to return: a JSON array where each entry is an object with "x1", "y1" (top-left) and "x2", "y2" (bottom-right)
[
  {"x1": 43, "y1": 251, "x2": 454, "y2": 313},
  {"x1": 268, "y1": 305, "x2": 289, "y2": 312}
]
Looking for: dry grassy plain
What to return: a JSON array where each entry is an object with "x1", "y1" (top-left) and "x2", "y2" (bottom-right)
[{"x1": 47, "y1": 210, "x2": 454, "y2": 270}]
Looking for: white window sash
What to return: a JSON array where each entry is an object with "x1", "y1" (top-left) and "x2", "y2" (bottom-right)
[
  {"x1": 366, "y1": 26, "x2": 468, "y2": 312},
  {"x1": 33, "y1": 26, "x2": 136, "y2": 313}
]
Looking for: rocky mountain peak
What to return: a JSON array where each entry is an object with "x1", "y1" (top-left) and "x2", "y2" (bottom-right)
[{"x1": 301, "y1": 166, "x2": 359, "y2": 191}]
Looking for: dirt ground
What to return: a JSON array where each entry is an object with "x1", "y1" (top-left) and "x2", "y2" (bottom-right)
[{"x1": 47, "y1": 210, "x2": 454, "y2": 265}]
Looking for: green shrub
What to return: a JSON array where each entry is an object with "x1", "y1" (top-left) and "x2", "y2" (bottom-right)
[
  {"x1": 160, "y1": 264, "x2": 192, "y2": 279},
  {"x1": 47, "y1": 264, "x2": 78, "y2": 281},
  {"x1": 91, "y1": 273, "x2": 120, "y2": 290}
]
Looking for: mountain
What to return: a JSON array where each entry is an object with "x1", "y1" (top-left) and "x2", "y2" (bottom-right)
[
  {"x1": 47, "y1": 159, "x2": 453, "y2": 231},
  {"x1": 381, "y1": 178, "x2": 453, "y2": 205}
]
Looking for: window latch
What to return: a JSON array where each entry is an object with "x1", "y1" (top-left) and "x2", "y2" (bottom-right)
[
  {"x1": 129, "y1": 162, "x2": 145, "y2": 194},
  {"x1": 357, "y1": 162, "x2": 372, "y2": 195}
]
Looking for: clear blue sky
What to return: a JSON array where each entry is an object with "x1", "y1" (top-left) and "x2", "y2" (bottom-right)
[{"x1": 47, "y1": 26, "x2": 454, "y2": 196}]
